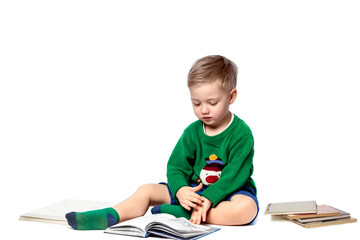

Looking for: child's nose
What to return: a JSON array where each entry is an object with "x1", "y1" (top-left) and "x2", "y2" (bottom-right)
[{"x1": 201, "y1": 104, "x2": 210, "y2": 114}]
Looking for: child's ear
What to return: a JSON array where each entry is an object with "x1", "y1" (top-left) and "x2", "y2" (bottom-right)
[{"x1": 229, "y1": 89, "x2": 237, "y2": 104}]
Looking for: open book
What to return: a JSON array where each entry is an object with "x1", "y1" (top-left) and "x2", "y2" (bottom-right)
[
  {"x1": 19, "y1": 199, "x2": 111, "y2": 224},
  {"x1": 104, "y1": 213, "x2": 220, "y2": 240}
]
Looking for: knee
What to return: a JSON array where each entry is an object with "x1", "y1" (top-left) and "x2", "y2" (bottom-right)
[
  {"x1": 136, "y1": 184, "x2": 155, "y2": 195},
  {"x1": 135, "y1": 184, "x2": 157, "y2": 203},
  {"x1": 232, "y1": 198, "x2": 258, "y2": 225},
  {"x1": 136, "y1": 183, "x2": 169, "y2": 206}
]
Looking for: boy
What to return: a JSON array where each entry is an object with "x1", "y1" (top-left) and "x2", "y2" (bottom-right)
[{"x1": 66, "y1": 55, "x2": 259, "y2": 230}]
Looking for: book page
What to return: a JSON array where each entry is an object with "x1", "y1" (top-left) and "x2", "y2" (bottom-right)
[
  {"x1": 146, "y1": 217, "x2": 219, "y2": 238},
  {"x1": 107, "y1": 213, "x2": 176, "y2": 232},
  {"x1": 106, "y1": 214, "x2": 220, "y2": 238}
]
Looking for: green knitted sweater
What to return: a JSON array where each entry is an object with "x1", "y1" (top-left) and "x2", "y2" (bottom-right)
[{"x1": 167, "y1": 114, "x2": 256, "y2": 207}]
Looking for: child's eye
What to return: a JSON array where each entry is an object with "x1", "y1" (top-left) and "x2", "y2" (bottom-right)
[
  {"x1": 192, "y1": 102, "x2": 201, "y2": 107},
  {"x1": 209, "y1": 102, "x2": 218, "y2": 106}
]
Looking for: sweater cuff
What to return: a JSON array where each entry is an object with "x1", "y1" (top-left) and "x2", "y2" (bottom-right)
[{"x1": 200, "y1": 186, "x2": 226, "y2": 207}]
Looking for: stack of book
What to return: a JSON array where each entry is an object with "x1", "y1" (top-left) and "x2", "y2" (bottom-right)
[{"x1": 265, "y1": 201, "x2": 357, "y2": 228}]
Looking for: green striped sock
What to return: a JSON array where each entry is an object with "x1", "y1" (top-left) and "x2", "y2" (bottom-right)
[
  {"x1": 151, "y1": 204, "x2": 191, "y2": 219},
  {"x1": 65, "y1": 207, "x2": 119, "y2": 230}
]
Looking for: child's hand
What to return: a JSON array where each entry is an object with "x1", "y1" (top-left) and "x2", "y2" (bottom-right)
[
  {"x1": 190, "y1": 197, "x2": 212, "y2": 225},
  {"x1": 176, "y1": 183, "x2": 204, "y2": 211}
]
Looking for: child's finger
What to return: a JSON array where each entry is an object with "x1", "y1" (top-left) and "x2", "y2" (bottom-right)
[
  {"x1": 187, "y1": 200, "x2": 198, "y2": 208},
  {"x1": 191, "y1": 183, "x2": 203, "y2": 192},
  {"x1": 181, "y1": 202, "x2": 191, "y2": 211},
  {"x1": 196, "y1": 211, "x2": 202, "y2": 224},
  {"x1": 202, "y1": 211, "x2": 206, "y2": 222},
  {"x1": 191, "y1": 210, "x2": 201, "y2": 225},
  {"x1": 189, "y1": 194, "x2": 203, "y2": 204}
]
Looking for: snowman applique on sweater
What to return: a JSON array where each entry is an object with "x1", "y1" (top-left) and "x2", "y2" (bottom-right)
[{"x1": 199, "y1": 154, "x2": 224, "y2": 186}]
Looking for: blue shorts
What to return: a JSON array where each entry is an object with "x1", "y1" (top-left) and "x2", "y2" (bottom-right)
[{"x1": 159, "y1": 182, "x2": 259, "y2": 224}]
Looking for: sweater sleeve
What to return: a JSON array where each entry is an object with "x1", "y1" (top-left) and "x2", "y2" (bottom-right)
[
  {"x1": 200, "y1": 134, "x2": 255, "y2": 207},
  {"x1": 166, "y1": 131, "x2": 196, "y2": 202}
]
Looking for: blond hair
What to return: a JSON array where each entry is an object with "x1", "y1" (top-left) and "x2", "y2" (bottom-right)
[{"x1": 187, "y1": 55, "x2": 238, "y2": 92}]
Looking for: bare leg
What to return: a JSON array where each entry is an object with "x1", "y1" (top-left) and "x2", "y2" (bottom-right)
[
  {"x1": 65, "y1": 183, "x2": 171, "y2": 230},
  {"x1": 205, "y1": 194, "x2": 258, "y2": 225},
  {"x1": 113, "y1": 183, "x2": 171, "y2": 222}
]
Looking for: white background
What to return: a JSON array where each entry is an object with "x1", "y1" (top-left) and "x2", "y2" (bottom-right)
[{"x1": 1, "y1": 0, "x2": 359, "y2": 239}]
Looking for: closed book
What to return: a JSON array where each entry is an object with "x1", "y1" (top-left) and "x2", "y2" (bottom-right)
[
  {"x1": 265, "y1": 201, "x2": 317, "y2": 215},
  {"x1": 285, "y1": 204, "x2": 340, "y2": 220}
]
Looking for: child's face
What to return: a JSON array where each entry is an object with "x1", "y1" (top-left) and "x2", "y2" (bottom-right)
[{"x1": 189, "y1": 81, "x2": 237, "y2": 129}]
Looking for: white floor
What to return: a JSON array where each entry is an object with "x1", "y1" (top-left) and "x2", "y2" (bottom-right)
[
  {"x1": 2, "y1": 1, "x2": 360, "y2": 239},
  {"x1": 9, "y1": 200, "x2": 359, "y2": 240}
]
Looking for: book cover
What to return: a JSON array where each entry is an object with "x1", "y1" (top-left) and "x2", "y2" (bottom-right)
[
  {"x1": 285, "y1": 204, "x2": 340, "y2": 219},
  {"x1": 265, "y1": 200, "x2": 317, "y2": 215},
  {"x1": 290, "y1": 217, "x2": 357, "y2": 228},
  {"x1": 19, "y1": 199, "x2": 111, "y2": 224},
  {"x1": 291, "y1": 208, "x2": 351, "y2": 223}
]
